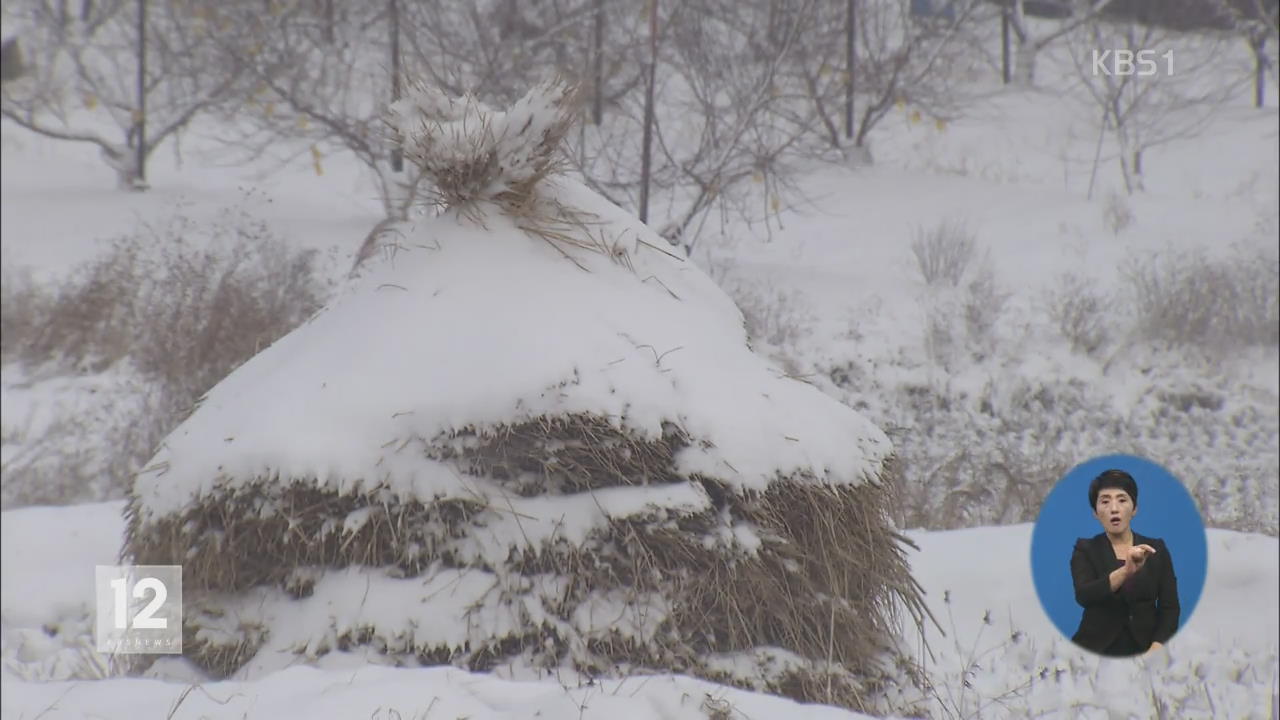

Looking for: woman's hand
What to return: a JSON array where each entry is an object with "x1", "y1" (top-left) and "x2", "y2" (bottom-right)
[
  {"x1": 1124, "y1": 544, "x2": 1157, "y2": 576},
  {"x1": 1146, "y1": 641, "x2": 1165, "y2": 655}
]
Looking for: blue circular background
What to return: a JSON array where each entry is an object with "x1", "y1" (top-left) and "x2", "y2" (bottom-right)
[{"x1": 1030, "y1": 453, "x2": 1207, "y2": 645}]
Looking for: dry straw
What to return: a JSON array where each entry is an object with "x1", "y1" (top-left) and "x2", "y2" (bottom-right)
[
  {"x1": 124, "y1": 81, "x2": 930, "y2": 712},
  {"x1": 126, "y1": 414, "x2": 929, "y2": 712}
]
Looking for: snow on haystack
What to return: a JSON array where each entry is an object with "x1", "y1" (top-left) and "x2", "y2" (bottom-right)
[{"x1": 124, "y1": 80, "x2": 926, "y2": 713}]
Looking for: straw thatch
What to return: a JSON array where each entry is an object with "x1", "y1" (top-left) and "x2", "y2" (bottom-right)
[
  {"x1": 125, "y1": 413, "x2": 927, "y2": 711},
  {"x1": 391, "y1": 78, "x2": 577, "y2": 219},
  {"x1": 123, "y1": 80, "x2": 929, "y2": 714}
]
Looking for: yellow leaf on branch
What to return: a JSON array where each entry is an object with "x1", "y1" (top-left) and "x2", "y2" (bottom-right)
[
  {"x1": 909, "y1": 110, "x2": 922, "y2": 124},
  {"x1": 83, "y1": 93, "x2": 98, "y2": 110},
  {"x1": 935, "y1": 118, "x2": 947, "y2": 132},
  {"x1": 311, "y1": 145, "x2": 324, "y2": 176}
]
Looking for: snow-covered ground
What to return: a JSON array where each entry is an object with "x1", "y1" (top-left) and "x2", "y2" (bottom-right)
[
  {"x1": 2, "y1": 15, "x2": 1277, "y2": 720},
  {"x1": 2, "y1": 502, "x2": 1276, "y2": 718}
]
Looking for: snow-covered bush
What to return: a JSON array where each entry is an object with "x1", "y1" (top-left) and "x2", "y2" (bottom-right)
[
  {"x1": 0, "y1": 264, "x2": 51, "y2": 364},
  {"x1": 919, "y1": 252, "x2": 1008, "y2": 368},
  {"x1": 911, "y1": 219, "x2": 977, "y2": 287},
  {"x1": 960, "y1": 260, "x2": 1009, "y2": 361},
  {"x1": 1124, "y1": 244, "x2": 1279, "y2": 350},
  {"x1": 821, "y1": 365, "x2": 1278, "y2": 535},
  {"x1": 1102, "y1": 190, "x2": 1135, "y2": 235},
  {"x1": 0, "y1": 203, "x2": 333, "y2": 507},
  {"x1": 1, "y1": 366, "x2": 157, "y2": 507},
  {"x1": 905, "y1": 586, "x2": 1280, "y2": 719},
  {"x1": 1045, "y1": 272, "x2": 1110, "y2": 355}
]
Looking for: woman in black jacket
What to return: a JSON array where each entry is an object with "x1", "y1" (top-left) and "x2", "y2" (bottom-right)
[{"x1": 1070, "y1": 469, "x2": 1180, "y2": 657}]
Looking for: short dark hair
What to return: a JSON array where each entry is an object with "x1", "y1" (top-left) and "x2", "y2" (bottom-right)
[{"x1": 1089, "y1": 469, "x2": 1138, "y2": 510}]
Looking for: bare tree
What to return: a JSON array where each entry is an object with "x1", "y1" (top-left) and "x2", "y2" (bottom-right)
[
  {"x1": 0, "y1": 0, "x2": 252, "y2": 189},
  {"x1": 644, "y1": 0, "x2": 826, "y2": 245},
  {"x1": 1207, "y1": 0, "x2": 1280, "y2": 107},
  {"x1": 204, "y1": 0, "x2": 426, "y2": 219},
  {"x1": 403, "y1": 1, "x2": 621, "y2": 104},
  {"x1": 1007, "y1": 0, "x2": 1119, "y2": 85},
  {"x1": 1071, "y1": 17, "x2": 1245, "y2": 194},
  {"x1": 842, "y1": 0, "x2": 984, "y2": 153},
  {"x1": 561, "y1": 0, "x2": 984, "y2": 248}
]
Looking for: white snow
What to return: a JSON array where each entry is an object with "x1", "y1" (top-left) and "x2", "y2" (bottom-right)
[
  {"x1": 129, "y1": 173, "x2": 891, "y2": 525},
  {"x1": 2, "y1": 502, "x2": 1276, "y2": 719},
  {"x1": 3, "y1": 662, "x2": 875, "y2": 719},
  {"x1": 2, "y1": 13, "x2": 1276, "y2": 720},
  {"x1": 0, "y1": 501, "x2": 124, "y2": 629}
]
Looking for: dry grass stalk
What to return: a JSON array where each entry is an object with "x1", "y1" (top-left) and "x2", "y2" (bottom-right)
[{"x1": 387, "y1": 79, "x2": 644, "y2": 270}]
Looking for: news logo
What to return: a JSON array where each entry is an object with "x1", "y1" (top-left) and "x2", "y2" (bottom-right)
[
  {"x1": 94, "y1": 565, "x2": 183, "y2": 654},
  {"x1": 1091, "y1": 49, "x2": 1174, "y2": 77}
]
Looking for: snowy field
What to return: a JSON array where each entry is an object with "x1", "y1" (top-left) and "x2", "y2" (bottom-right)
[
  {"x1": 1, "y1": 502, "x2": 1276, "y2": 719},
  {"x1": 3, "y1": 9, "x2": 1279, "y2": 720}
]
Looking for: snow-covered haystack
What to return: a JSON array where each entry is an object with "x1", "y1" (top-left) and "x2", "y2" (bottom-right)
[{"x1": 123, "y1": 80, "x2": 926, "y2": 712}]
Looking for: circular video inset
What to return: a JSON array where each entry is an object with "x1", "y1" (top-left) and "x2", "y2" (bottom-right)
[{"x1": 1031, "y1": 453, "x2": 1207, "y2": 658}]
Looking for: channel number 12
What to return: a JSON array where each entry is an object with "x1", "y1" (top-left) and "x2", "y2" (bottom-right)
[{"x1": 110, "y1": 576, "x2": 169, "y2": 630}]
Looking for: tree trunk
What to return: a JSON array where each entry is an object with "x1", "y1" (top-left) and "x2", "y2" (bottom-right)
[
  {"x1": 1253, "y1": 34, "x2": 1268, "y2": 109},
  {"x1": 639, "y1": 0, "x2": 657, "y2": 224},
  {"x1": 592, "y1": 0, "x2": 604, "y2": 124},
  {"x1": 1001, "y1": 2, "x2": 1012, "y2": 85},
  {"x1": 133, "y1": 0, "x2": 148, "y2": 190},
  {"x1": 844, "y1": 0, "x2": 856, "y2": 141},
  {"x1": 1013, "y1": 42, "x2": 1037, "y2": 86},
  {"x1": 389, "y1": 0, "x2": 403, "y2": 173}
]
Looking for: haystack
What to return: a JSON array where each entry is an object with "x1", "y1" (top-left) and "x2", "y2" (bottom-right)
[{"x1": 124, "y1": 80, "x2": 928, "y2": 713}]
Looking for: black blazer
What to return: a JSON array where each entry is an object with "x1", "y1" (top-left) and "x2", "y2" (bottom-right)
[{"x1": 1070, "y1": 532, "x2": 1180, "y2": 655}]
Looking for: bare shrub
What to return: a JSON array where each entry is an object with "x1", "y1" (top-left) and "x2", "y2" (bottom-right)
[
  {"x1": 1, "y1": 375, "x2": 160, "y2": 507},
  {"x1": 920, "y1": 253, "x2": 1008, "y2": 367},
  {"x1": 1103, "y1": 190, "x2": 1135, "y2": 234},
  {"x1": 1124, "y1": 246, "x2": 1279, "y2": 349},
  {"x1": 722, "y1": 278, "x2": 813, "y2": 352},
  {"x1": 961, "y1": 260, "x2": 1010, "y2": 359},
  {"x1": 828, "y1": 365, "x2": 1277, "y2": 536},
  {"x1": 1046, "y1": 273, "x2": 1111, "y2": 355},
  {"x1": 0, "y1": 265, "x2": 53, "y2": 364},
  {"x1": 923, "y1": 305, "x2": 958, "y2": 367},
  {"x1": 911, "y1": 220, "x2": 977, "y2": 287},
  {"x1": 1, "y1": 206, "x2": 334, "y2": 506}
]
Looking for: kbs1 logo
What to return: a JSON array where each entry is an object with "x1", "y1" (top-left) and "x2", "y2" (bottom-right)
[
  {"x1": 94, "y1": 565, "x2": 183, "y2": 654},
  {"x1": 1092, "y1": 49, "x2": 1174, "y2": 77}
]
